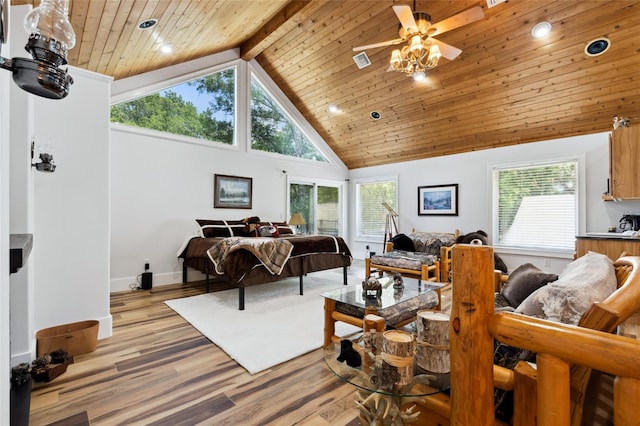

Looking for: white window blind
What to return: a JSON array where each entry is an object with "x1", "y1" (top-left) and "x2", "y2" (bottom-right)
[
  {"x1": 493, "y1": 160, "x2": 577, "y2": 251},
  {"x1": 356, "y1": 179, "x2": 397, "y2": 239}
]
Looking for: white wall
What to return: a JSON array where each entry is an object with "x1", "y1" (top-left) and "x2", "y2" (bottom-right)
[
  {"x1": 348, "y1": 133, "x2": 614, "y2": 275},
  {"x1": 8, "y1": 4, "x2": 36, "y2": 366},
  {"x1": 0, "y1": 20, "x2": 12, "y2": 425},
  {"x1": 109, "y1": 56, "x2": 349, "y2": 292},
  {"x1": 30, "y1": 67, "x2": 113, "y2": 340},
  {"x1": 110, "y1": 126, "x2": 348, "y2": 291}
]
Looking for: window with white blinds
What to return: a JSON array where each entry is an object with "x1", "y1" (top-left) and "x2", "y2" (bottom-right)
[
  {"x1": 492, "y1": 160, "x2": 578, "y2": 251},
  {"x1": 356, "y1": 178, "x2": 397, "y2": 239}
]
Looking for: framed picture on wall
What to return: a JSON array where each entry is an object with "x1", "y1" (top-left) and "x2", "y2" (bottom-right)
[
  {"x1": 214, "y1": 174, "x2": 253, "y2": 209},
  {"x1": 418, "y1": 184, "x2": 458, "y2": 216}
]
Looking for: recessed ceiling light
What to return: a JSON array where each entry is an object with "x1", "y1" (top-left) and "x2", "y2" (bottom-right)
[
  {"x1": 160, "y1": 44, "x2": 173, "y2": 54},
  {"x1": 328, "y1": 104, "x2": 339, "y2": 113},
  {"x1": 585, "y1": 37, "x2": 611, "y2": 56},
  {"x1": 138, "y1": 19, "x2": 158, "y2": 30},
  {"x1": 531, "y1": 22, "x2": 552, "y2": 38},
  {"x1": 370, "y1": 111, "x2": 381, "y2": 120}
]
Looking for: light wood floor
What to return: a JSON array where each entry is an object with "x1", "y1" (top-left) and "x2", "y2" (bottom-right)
[{"x1": 29, "y1": 264, "x2": 381, "y2": 425}]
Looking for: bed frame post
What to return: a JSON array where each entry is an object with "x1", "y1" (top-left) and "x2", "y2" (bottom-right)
[
  {"x1": 206, "y1": 273, "x2": 210, "y2": 293},
  {"x1": 182, "y1": 263, "x2": 187, "y2": 283},
  {"x1": 343, "y1": 266, "x2": 348, "y2": 285},
  {"x1": 299, "y1": 275, "x2": 304, "y2": 295}
]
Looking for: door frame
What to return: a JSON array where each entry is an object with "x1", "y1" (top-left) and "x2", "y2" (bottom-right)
[{"x1": 286, "y1": 175, "x2": 346, "y2": 236}]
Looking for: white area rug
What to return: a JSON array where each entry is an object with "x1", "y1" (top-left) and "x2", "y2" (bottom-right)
[{"x1": 165, "y1": 273, "x2": 360, "y2": 374}]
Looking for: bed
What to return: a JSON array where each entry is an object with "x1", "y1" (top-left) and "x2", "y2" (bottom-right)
[{"x1": 178, "y1": 226, "x2": 352, "y2": 310}]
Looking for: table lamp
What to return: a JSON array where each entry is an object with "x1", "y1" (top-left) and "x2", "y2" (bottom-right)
[{"x1": 289, "y1": 212, "x2": 306, "y2": 234}]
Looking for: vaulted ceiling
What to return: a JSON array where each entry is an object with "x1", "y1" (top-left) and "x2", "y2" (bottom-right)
[{"x1": 14, "y1": 0, "x2": 640, "y2": 169}]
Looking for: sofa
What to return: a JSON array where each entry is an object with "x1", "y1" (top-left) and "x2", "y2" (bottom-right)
[{"x1": 365, "y1": 229, "x2": 459, "y2": 284}]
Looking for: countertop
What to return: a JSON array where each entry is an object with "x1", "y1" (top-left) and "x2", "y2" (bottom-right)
[{"x1": 577, "y1": 232, "x2": 640, "y2": 240}]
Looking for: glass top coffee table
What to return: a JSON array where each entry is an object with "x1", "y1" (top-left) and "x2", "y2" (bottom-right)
[
  {"x1": 324, "y1": 332, "x2": 450, "y2": 425},
  {"x1": 321, "y1": 276, "x2": 444, "y2": 348}
]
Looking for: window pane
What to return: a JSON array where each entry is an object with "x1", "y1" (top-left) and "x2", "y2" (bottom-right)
[
  {"x1": 357, "y1": 180, "x2": 397, "y2": 239},
  {"x1": 111, "y1": 67, "x2": 235, "y2": 144},
  {"x1": 495, "y1": 161, "x2": 577, "y2": 250},
  {"x1": 250, "y1": 76, "x2": 327, "y2": 162},
  {"x1": 317, "y1": 186, "x2": 340, "y2": 236},
  {"x1": 290, "y1": 183, "x2": 314, "y2": 234}
]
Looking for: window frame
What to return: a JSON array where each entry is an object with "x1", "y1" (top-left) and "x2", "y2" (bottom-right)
[
  {"x1": 110, "y1": 62, "x2": 240, "y2": 148},
  {"x1": 247, "y1": 68, "x2": 330, "y2": 164},
  {"x1": 354, "y1": 176, "x2": 398, "y2": 242},
  {"x1": 109, "y1": 58, "x2": 342, "y2": 167},
  {"x1": 490, "y1": 155, "x2": 585, "y2": 257}
]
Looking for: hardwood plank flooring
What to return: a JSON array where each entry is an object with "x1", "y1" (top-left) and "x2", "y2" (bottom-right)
[{"x1": 29, "y1": 265, "x2": 376, "y2": 425}]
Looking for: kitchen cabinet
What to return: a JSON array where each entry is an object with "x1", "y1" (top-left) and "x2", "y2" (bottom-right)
[
  {"x1": 608, "y1": 126, "x2": 640, "y2": 199},
  {"x1": 576, "y1": 236, "x2": 640, "y2": 260}
]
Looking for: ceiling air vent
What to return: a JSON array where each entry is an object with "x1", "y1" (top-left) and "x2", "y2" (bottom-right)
[{"x1": 353, "y1": 52, "x2": 371, "y2": 69}]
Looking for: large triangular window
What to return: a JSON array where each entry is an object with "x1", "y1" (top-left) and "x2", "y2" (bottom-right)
[
  {"x1": 250, "y1": 75, "x2": 327, "y2": 162},
  {"x1": 111, "y1": 67, "x2": 236, "y2": 145}
]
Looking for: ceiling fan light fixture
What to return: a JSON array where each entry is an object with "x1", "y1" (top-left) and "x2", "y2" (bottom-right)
[
  {"x1": 427, "y1": 44, "x2": 441, "y2": 68},
  {"x1": 409, "y1": 34, "x2": 423, "y2": 53},
  {"x1": 531, "y1": 22, "x2": 552, "y2": 39},
  {"x1": 390, "y1": 49, "x2": 402, "y2": 66},
  {"x1": 412, "y1": 70, "x2": 426, "y2": 81}
]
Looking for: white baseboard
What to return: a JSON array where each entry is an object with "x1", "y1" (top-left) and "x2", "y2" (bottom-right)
[
  {"x1": 110, "y1": 270, "x2": 205, "y2": 293},
  {"x1": 97, "y1": 314, "x2": 113, "y2": 340}
]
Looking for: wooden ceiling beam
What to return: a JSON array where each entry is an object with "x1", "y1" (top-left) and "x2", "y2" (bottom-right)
[{"x1": 240, "y1": 0, "x2": 321, "y2": 61}]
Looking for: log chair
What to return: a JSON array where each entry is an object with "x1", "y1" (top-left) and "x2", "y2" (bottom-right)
[{"x1": 406, "y1": 245, "x2": 640, "y2": 426}]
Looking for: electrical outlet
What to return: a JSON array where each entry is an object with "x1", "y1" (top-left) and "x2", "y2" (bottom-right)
[
  {"x1": 144, "y1": 259, "x2": 150, "y2": 270},
  {"x1": 365, "y1": 245, "x2": 370, "y2": 250},
  {"x1": 544, "y1": 258, "x2": 551, "y2": 267}
]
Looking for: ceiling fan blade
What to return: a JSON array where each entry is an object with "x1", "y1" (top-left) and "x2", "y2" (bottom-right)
[
  {"x1": 427, "y1": 6, "x2": 484, "y2": 37},
  {"x1": 353, "y1": 38, "x2": 404, "y2": 52},
  {"x1": 430, "y1": 38, "x2": 462, "y2": 60},
  {"x1": 392, "y1": 5, "x2": 418, "y2": 33}
]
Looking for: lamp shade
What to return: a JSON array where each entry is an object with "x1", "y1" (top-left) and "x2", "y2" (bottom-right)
[{"x1": 289, "y1": 212, "x2": 306, "y2": 226}]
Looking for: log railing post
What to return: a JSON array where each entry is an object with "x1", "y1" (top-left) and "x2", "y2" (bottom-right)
[
  {"x1": 450, "y1": 244, "x2": 495, "y2": 426},
  {"x1": 537, "y1": 353, "x2": 570, "y2": 426},
  {"x1": 614, "y1": 377, "x2": 640, "y2": 425}
]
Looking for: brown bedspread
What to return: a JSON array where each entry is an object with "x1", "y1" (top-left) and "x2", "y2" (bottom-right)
[
  {"x1": 207, "y1": 237, "x2": 293, "y2": 275},
  {"x1": 179, "y1": 235, "x2": 352, "y2": 285}
]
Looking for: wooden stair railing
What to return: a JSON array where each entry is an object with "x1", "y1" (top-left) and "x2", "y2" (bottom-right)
[{"x1": 490, "y1": 312, "x2": 640, "y2": 426}]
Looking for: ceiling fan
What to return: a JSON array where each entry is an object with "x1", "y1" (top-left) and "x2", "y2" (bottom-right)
[{"x1": 353, "y1": 3, "x2": 484, "y2": 79}]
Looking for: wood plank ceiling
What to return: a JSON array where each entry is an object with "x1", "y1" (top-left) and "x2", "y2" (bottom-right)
[{"x1": 12, "y1": 0, "x2": 640, "y2": 169}]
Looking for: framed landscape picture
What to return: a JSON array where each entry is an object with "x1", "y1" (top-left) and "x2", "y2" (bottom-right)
[
  {"x1": 214, "y1": 174, "x2": 252, "y2": 209},
  {"x1": 418, "y1": 184, "x2": 458, "y2": 216}
]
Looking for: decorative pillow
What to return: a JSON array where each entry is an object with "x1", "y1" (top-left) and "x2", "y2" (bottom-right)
[
  {"x1": 410, "y1": 232, "x2": 456, "y2": 255},
  {"x1": 389, "y1": 233, "x2": 415, "y2": 252},
  {"x1": 258, "y1": 225, "x2": 279, "y2": 238},
  {"x1": 196, "y1": 219, "x2": 248, "y2": 238},
  {"x1": 515, "y1": 252, "x2": 617, "y2": 325},
  {"x1": 260, "y1": 221, "x2": 293, "y2": 235},
  {"x1": 501, "y1": 263, "x2": 558, "y2": 308}
]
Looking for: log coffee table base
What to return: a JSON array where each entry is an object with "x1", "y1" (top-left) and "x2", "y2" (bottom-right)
[{"x1": 321, "y1": 278, "x2": 443, "y2": 348}]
